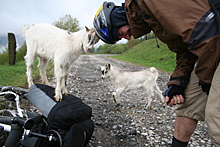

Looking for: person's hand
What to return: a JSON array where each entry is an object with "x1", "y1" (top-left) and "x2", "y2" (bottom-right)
[
  {"x1": 165, "y1": 95, "x2": 185, "y2": 107},
  {"x1": 164, "y1": 85, "x2": 185, "y2": 107}
]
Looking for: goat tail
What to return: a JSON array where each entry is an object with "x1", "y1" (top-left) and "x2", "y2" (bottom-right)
[
  {"x1": 149, "y1": 67, "x2": 157, "y2": 73},
  {"x1": 149, "y1": 67, "x2": 159, "y2": 80},
  {"x1": 22, "y1": 24, "x2": 30, "y2": 37}
]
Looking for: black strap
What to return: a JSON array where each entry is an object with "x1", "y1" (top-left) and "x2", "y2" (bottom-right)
[
  {"x1": 208, "y1": 0, "x2": 220, "y2": 33},
  {"x1": 209, "y1": 0, "x2": 220, "y2": 9}
]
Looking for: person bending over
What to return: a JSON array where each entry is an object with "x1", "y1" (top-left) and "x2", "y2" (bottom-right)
[{"x1": 93, "y1": 0, "x2": 220, "y2": 146}]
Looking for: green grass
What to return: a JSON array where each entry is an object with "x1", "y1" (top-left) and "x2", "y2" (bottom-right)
[
  {"x1": 0, "y1": 61, "x2": 27, "y2": 87},
  {"x1": 111, "y1": 39, "x2": 176, "y2": 73},
  {"x1": 0, "y1": 60, "x2": 53, "y2": 88}
]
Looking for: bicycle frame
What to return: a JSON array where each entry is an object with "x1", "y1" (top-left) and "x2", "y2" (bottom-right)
[{"x1": 0, "y1": 91, "x2": 24, "y2": 117}]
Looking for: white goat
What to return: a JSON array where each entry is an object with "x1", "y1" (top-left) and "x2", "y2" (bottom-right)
[
  {"x1": 23, "y1": 23, "x2": 99, "y2": 101},
  {"x1": 101, "y1": 64, "x2": 165, "y2": 109}
]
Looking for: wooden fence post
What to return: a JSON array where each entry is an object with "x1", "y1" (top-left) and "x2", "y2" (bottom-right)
[{"x1": 8, "y1": 33, "x2": 17, "y2": 65}]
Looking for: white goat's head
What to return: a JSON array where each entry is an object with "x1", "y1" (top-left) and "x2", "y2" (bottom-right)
[
  {"x1": 100, "y1": 64, "x2": 111, "y2": 79},
  {"x1": 82, "y1": 26, "x2": 99, "y2": 53}
]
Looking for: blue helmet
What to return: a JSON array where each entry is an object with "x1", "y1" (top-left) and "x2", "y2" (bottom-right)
[{"x1": 93, "y1": 2, "x2": 128, "y2": 44}]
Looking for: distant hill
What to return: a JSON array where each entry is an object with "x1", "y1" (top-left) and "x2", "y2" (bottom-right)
[
  {"x1": 0, "y1": 34, "x2": 25, "y2": 53},
  {"x1": 110, "y1": 38, "x2": 176, "y2": 73}
]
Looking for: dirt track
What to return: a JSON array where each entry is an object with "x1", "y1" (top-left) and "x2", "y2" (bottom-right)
[{"x1": 48, "y1": 54, "x2": 213, "y2": 147}]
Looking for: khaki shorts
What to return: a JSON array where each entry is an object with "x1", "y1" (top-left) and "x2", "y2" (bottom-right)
[
  {"x1": 175, "y1": 64, "x2": 220, "y2": 145},
  {"x1": 175, "y1": 67, "x2": 208, "y2": 121},
  {"x1": 205, "y1": 64, "x2": 220, "y2": 145}
]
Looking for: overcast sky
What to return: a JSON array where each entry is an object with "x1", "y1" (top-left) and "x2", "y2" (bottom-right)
[{"x1": 0, "y1": 0, "x2": 126, "y2": 47}]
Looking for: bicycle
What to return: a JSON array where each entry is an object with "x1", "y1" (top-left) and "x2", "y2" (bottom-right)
[{"x1": 0, "y1": 85, "x2": 63, "y2": 147}]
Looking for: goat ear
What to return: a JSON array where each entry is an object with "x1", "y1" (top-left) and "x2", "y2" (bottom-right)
[
  {"x1": 85, "y1": 26, "x2": 90, "y2": 32},
  {"x1": 106, "y1": 64, "x2": 111, "y2": 70}
]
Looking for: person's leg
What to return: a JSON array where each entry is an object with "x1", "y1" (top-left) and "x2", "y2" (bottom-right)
[
  {"x1": 171, "y1": 117, "x2": 197, "y2": 147},
  {"x1": 173, "y1": 117, "x2": 197, "y2": 142},
  {"x1": 205, "y1": 64, "x2": 220, "y2": 146},
  {"x1": 171, "y1": 67, "x2": 207, "y2": 146}
]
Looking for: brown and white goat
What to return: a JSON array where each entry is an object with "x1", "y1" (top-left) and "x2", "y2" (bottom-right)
[{"x1": 101, "y1": 64, "x2": 165, "y2": 109}]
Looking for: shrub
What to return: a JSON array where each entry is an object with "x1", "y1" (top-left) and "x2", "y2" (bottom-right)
[{"x1": 0, "y1": 42, "x2": 27, "y2": 65}]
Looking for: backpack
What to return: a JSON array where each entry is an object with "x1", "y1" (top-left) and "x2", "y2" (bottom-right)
[{"x1": 27, "y1": 84, "x2": 94, "y2": 147}]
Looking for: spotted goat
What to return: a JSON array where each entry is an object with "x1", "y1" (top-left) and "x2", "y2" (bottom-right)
[{"x1": 101, "y1": 64, "x2": 165, "y2": 109}]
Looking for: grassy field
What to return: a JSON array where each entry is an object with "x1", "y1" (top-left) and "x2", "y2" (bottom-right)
[
  {"x1": 0, "y1": 61, "x2": 28, "y2": 87},
  {"x1": 0, "y1": 60, "x2": 53, "y2": 88},
  {"x1": 111, "y1": 39, "x2": 176, "y2": 73},
  {"x1": 0, "y1": 38, "x2": 176, "y2": 87}
]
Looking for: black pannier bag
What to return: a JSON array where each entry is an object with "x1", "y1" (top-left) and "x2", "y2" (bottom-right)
[{"x1": 27, "y1": 84, "x2": 94, "y2": 147}]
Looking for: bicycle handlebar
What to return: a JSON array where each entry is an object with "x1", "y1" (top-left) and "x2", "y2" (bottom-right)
[
  {"x1": 4, "y1": 124, "x2": 24, "y2": 147},
  {"x1": 0, "y1": 116, "x2": 34, "y2": 130},
  {"x1": 0, "y1": 116, "x2": 34, "y2": 147},
  {"x1": 0, "y1": 115, "x2": 45, "y2": 147}
]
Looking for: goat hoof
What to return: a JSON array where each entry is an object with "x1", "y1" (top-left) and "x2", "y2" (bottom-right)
[
  {"x1": 115, "y1": 103, "x2": 120, "y2": 107},
  {"x1": 54, "y1": 97, "x2": 62, "y2": 101}
]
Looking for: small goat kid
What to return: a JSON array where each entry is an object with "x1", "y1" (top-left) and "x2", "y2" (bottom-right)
[
  {"x1": 101, "y1": 64, "x2": 165, "y2": 109},
  {"x1": 23, "y1": 23, "x2": 99, "y2": 101}
]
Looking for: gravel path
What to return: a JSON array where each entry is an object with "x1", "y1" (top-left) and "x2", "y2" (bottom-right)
[{"x1": 49, "y1": 54, "x2": 213, "y2": 147}]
